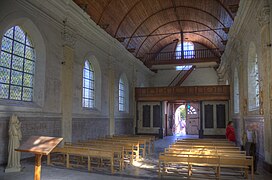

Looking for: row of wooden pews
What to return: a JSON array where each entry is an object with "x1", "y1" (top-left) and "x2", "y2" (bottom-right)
[
  {"x1": 47, "y1": 135, "x2": 155, "y2": 174},
  {"x1": 159, "y1": 138, "x2": 254, "y2": 179}
]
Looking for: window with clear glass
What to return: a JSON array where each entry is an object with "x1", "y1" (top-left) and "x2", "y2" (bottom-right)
[
  {"x1": 82, "y1": 60, "x2": 94, "y2": 108},
  {"x1": 119, "y1": 78, "x2": 125, "y2": 111},
  {"x1": 175, "y1": 42, "x2": 194, "y2": 59},
  {"x1": 0, "y1": 26, "x2": 35, "y2": 101},
  {"x1": 248, "y1": 42, "x2": 259, "y2": 110},
  {"x1": 234, "y1": 68, "x2": 240, "y2": 113},
  {"x1": 254, "y1": 54, "x2": 259, "y2": 107}
]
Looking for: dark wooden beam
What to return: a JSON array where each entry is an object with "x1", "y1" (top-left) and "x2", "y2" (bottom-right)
[
  {"x1": 135, "y1": 20, "x2": 223, "y2": 56},
  {"x1": 135, "y1": 85, "x2": 230, "y2": 101},
  {"x1": 121, "y1": 5, "x2": 227, "y2": 49}
]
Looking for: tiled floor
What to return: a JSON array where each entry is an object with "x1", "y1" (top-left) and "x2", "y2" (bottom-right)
[{"x1": 0, "y1": 135, "x2": 272, "y2": 180}]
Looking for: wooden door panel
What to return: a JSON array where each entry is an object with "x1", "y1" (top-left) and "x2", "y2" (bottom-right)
[{"x1": 186, "y1": 103, "x2": 200, "y2": 135}]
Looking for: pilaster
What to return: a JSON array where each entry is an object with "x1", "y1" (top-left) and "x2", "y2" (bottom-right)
[
  {"x1": 108, "y1": 59, "x2": 115, "y2": 135},
  {"x1": 61, "y1": 23, "x2": 77, "y2": 142},
  {"x1": 257, "y1": 4, "x2": 272, "y2": 164}
]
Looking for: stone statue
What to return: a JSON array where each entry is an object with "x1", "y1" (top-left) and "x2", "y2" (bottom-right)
[{"x1": 5, "y1": 114, "x2": 22, "y2": 173}]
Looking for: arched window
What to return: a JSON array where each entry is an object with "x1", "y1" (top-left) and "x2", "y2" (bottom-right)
[
  {"x1": 175, "y1": 42, "x2": 194, "y2": 59},
  {"x1": 119, "y1": 77, "x2": 125, "y2": 111},
  {"x1": 0, "y1": 26, "x2": 35, "y2": 101},
  {"x1": 234, "y1": 68, "x2": 239, "y2": 113},
  {"x1": 118, "y1": 73, "x2": 129, "y2": 112},
  {"x1": 82, "y1": 60, "x2": 94, "y2": 108},
  {"x1": 248, "y1": 42, "x2": 259, "y2": 110}
]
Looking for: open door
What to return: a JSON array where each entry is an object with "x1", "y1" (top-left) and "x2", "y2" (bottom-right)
[{"x1": 186, "y1": 102, "x2": 200, "y2": 135}]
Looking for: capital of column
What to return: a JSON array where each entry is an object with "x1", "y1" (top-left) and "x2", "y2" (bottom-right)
[
  {"x1": 256, "y1": 5, "x2": 270, "y2": 27},
  {"x1": 62, "y1": 24, "x2": 77, "y2": 48}
]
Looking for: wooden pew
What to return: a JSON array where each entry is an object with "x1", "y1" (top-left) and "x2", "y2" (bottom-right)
[
  {"x1": 159, "y1": 153, "x2": 220, "y2": 177},
  {"x1": 165, "y1": 148, "x2": 246, "y2": 156},
  {"x1": 106, "y1": 136, "x2": 148, "y2": 157},
  {"x1": 174, "y1": 141, "x2": 235, "y2": 146},
  {"x1": 177, "y1": 138, "x2": 229, "y2": 142},
  {"x1": 47, "y1": 146, "x2": 116, "y2": 173},
  {"x1": 63, "y1": 142, "x2": 124, "y2": 170},
  {"x1": 170, "y1": 144, "x2": 240, "y2": 151},
  {"x1": 83, "y1": 139, "x2": 139, "y2": 163},
  {"x1": 159, "y1": 152, "x2": 254, "y2": 179},
  {"x1": 112, "y1": 135, "x2": 155, "y2": 154}
]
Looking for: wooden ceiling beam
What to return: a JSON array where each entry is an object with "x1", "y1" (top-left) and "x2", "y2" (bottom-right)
[
  {"x1": 119, "y1": 27, "x2": 224, "y2": 39},
  {"x1": 97, "y1": 0, "x2": 114, "y2": 24},
  {"x1": 113, "y1": 0, "x2": 142, "y2": 37},
  {"x1": 149, "y1": 34, "x2": 178, "y2": 53},
  {"x1": 135, "y1": 20, "x2": 222, "y2": 56},
  {"x1": 171, "y1": 0, "x2": 183, "y2": 33},
  {"x1": 124, "y1": 5, "x2": 227, "y2": 49}
]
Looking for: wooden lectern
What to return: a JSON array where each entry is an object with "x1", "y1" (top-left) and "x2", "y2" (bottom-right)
[{"x1": 16, "y1": 136, "x2": 63, "y2": 180}]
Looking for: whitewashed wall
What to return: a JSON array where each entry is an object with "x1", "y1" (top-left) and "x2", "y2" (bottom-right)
[
  {"x1": 0, "y1": 0, "x2": 152, "y2": 164},
  {"x1": 151, "y1": 67, "x2": 218, "y2": 87}
]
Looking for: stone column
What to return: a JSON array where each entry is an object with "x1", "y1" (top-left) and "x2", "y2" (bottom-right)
[
  {"x1": 109, "y1": 60, "x2": 115, "y2": 135},
  {"x1": 61, "y1": 26, "x2": 76, "y2": 143}
]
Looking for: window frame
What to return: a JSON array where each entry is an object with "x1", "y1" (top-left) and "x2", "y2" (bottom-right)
[
  {"x1": 82, "y1": 60, "x2": 95, "y2": 109},
  {"x1": 175, "y1": 41, "x2": 195, "y2": 59},
  {"x1": 0, "y1": 26, "x2": 35, "y2": 102},
  {"x1": 119, "y1": 77, "x2": 125, "y2": 112}
]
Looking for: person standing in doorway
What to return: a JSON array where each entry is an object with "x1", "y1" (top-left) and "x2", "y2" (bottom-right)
[{"x1": 226, "y1": 121, "x2": 236, "y2": 142}]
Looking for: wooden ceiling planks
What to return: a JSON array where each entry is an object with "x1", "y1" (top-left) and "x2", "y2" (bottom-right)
[
  {"x1": 72, "y1": 0, "x2": 239, "y2": 66},
  {"x1": 136, "y1": 20, "x2": 222, "y2": 57}
]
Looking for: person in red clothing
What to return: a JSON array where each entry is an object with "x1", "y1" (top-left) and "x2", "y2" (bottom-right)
[{"x1": 226, "y1": 121, "x2": 236, "y2": 142}]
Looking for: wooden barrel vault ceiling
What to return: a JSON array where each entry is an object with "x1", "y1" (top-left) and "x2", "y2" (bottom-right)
[{"x1": 73, "y1": 0, "x2": 239, "y2": 66}]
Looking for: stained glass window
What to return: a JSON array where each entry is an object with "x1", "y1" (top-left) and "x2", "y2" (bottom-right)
[
  {"x1": 0, "y1": 26, "x2": 35, "y2": 101},
  {"x1": 82, "y1": 60, "x2": 94, "y2": 108},
  {"x1": 119, "y1": 78, "x2": 125, "y2": 111},
  {"x1": 187, "y1": 104, "x2": 197, "y2": 114}
]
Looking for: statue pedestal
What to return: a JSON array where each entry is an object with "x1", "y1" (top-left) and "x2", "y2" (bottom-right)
[{"x1": 5, "y1": 167, "x2": 21, "y2": 173}]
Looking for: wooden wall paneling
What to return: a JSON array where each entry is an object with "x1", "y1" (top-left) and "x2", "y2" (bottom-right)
[
  {"x1": 204, "y1": 104, "x2": 214, "y2": 128},
  {"x1": 135, "y1": 85, "x2": 230, "y2": 101},
  {"x1": 216, "y1": 104, "x2": 226, "y2": 128},
  {"x1": 142, "y1": 105, "x2": 151, "y2": 127},
  {"x1": 153, "y1": 105, "x2": 161, "y2": 127}
]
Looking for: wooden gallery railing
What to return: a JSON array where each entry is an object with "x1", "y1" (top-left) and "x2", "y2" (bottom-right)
[
  {"x1": 145, "y1": 49, "x2": 220, "y2": 65},
  {"x1": 135, "y1": 85, "x2": 230, "y2": 101}
]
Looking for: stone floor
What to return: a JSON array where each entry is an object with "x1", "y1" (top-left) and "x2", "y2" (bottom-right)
[{"x1": 1, "y1": 135, "x2": 272, "y2": 180}]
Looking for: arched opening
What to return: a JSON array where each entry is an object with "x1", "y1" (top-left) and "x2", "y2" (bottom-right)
[
  {"x1": 0, "y1": 17, "x2": 46, "y2": 108},
  {"x1": 175, "y1": 41, "x2": 195, "y2": 59},
  {"x1": 247, "y1": 42, "x2": 259, "y2": 111},
  {"x1": 82, "y1": 54, "x2": 102, "y2": 111},
  {"x1": 118, "y1": 73, "x2": 129, "y2": 112},
  {"x1": 173, "y1": 104, "x2": 186, "y2": 135}
]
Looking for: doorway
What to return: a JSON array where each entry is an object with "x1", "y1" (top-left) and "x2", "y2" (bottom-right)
[
  {"x1": 173, "y1": 105, "x2": 186, "y2": 135},
  {"x1": 186, "y1": 103, "x2": 200, "y2": 135},
  {"x1": 169, "y1": 102, "x2": 200, "y2": 136}
]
